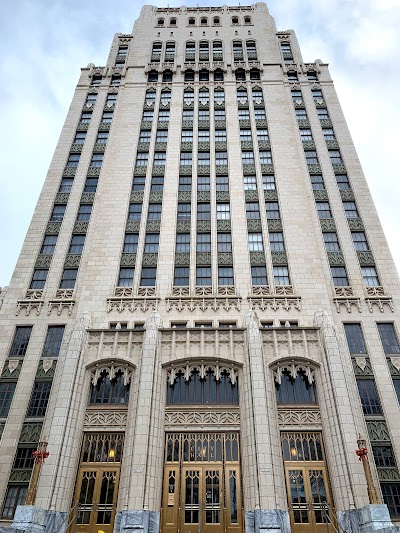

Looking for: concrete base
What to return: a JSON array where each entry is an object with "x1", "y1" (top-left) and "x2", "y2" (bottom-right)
[
  {"x1": 114, "y1": 510, "x2": 160, "y2": 533},
  {"x1": 0, "y1": 506, "x2": 68, "y2": 533},
  {"x1": 245, "y1": 509, "x2": 290, "y2": 533},
  {"x1": 339, "y1": 504, "x2": 400, "y2": 533}
]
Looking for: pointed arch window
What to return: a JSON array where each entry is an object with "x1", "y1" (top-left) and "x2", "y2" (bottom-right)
[{"x1": 89, "y1": 369, "x2": 130, "y2": 405}]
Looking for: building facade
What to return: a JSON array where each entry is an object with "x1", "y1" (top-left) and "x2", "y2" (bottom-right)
[{"x1": 0, "y1": 3, "x2": 400, "y2": 533}]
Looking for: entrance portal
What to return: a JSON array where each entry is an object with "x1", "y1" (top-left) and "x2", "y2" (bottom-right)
[{"x1": 161, "y1": 432, "x2": 243, "y2": 533}]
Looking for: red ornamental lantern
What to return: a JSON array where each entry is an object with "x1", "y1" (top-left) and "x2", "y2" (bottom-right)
[
  {"x1": 356, "y1": 447, "x2": 368, "y2": 461},
  {"x1": 32, "y1": 450, "x2": 50, "y2": 464}
]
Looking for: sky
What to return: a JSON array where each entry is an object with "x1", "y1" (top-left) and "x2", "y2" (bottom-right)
[{"x1": 0, "y1": 0, "x2": 399, "y2": 286}]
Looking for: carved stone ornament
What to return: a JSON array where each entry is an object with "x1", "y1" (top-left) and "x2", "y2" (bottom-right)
[
  {"x1": 277, "y1": 408, "x2": 322, "y2": 428},
  {"x1": 166, "y1": 296, "x2": 241, "y2": 313},
  {"x1": 248, "y1": 296, "x2": 301, "y2": 312},
  {"x1": 334, "y1": 286, "x2": 354, "y2": 297},
  {"x1": 84, "y1": 410, "x2": 128, "y2": 428},
  {"x1": 252, "y1": 285, "x2": 270, "y2": 296},
  {"x1": 107, "y1": 298, "x2": 159, "y2": 313},
  {"x1": 365, "y1": 298, "x2": 394, "y2": 313},
  {"x1": 42, "y1": 359, "x2": 54, "y2": 373},
  {"x1": 390, "y1": 357, "x2": 400, "y2": 372},
  {"x1": 16, "y1": 300, "x2": 43, "y2": 316},
  {"x1": 165, "y1": 410, "x2": 240, "y2": 428},
  {"x1": 165, "y1": 361, "x2": 240, "y2": 385},
  {"x1": 272, "y1": 361, "x2": 316, "y2": 385},
  {"x1": 354, "y1": 357, "x2": 367, "y2": 371},
  {"x1": 333, "y1": 297, "x2": 361, "y2": 313},
  {"x1": 48, "y1": 300, "x2": 75, "y2": 316},
  {"x1": 7, "y1": 360, "x2": 20, "y2": 374},
  {"x1": 89, "y1": 361, "x2": 134, "y2": 386}
]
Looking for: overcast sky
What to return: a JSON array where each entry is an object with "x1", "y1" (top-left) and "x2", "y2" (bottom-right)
[{"x1": 0, "y1": 0, "x2": 399, "y2": 286}]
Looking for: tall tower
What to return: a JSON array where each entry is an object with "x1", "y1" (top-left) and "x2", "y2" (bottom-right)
[{"x1": 0, "y1": 4, "x2": 399, "y2": 533}]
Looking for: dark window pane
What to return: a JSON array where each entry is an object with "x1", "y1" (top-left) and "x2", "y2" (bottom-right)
[
  {"x1": 357, "y1": 379, "x2": 382, "y2": 415},
  {"x1": 42, "y1": 326, "x2": 65, "y2": 357},
  {"x1": 344, "y1": 324, "x2": 366, "y2": 354},
  {"x1": 9, "y1": 327, "x2": 33, "y2": 357},
  {"x1": 0, "y1": 383, "x2": 16, "y2": 417},
  {"x1": 377, "y1": 323, "x2": 400, "y2": 354},
  {"x1": 27, "y1": 382, "x2": 52, "y2": 417}
]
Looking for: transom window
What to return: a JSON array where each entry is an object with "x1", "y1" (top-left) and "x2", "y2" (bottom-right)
[
  {"x1": 90, "y1": 370, "x2": 130, "y2": 404},
  {"x1": 275, "y1": 370, "x2": 316, "y2": 404},
  {"x1": 167, "y1": 369, "x2": 239, "y2": 405}
]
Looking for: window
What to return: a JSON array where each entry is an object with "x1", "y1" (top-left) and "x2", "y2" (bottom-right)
[
  {"x1": 84, "y1": 177, "x2": 98, "y2": 193},
  {"x1": 41, "y1": 235, "x2": 57, "y2": 255},
  {"x1": 140, "y1": 267, "x2": 157, "y2": 286},
  {"x1": 237, "y1": 89, "x2": 248, "y2": 102},
  {"x1": 281, "y1": 42, "x2": 292, "y2": 54},
  {"x1": 118, "y1": 268, "x2": 134, "y2": 286},
  {"x1": 213, "y1": 17, "x2": 220, "y2": 25},
  {"x1": 181, "y1": 130, "x2": 193, "y2": 143},
  {"x1": 288, "y1": 71, "x2": 298, "y2": 82},
  {"x1": 291, "y1": 90, "x2": 302, "y2": 100},
  {"x1": 184, "y1": 70, "x2": 194, "y2": 82},
  {"x1": 153, "y1": 152, "x2": 166, "y2": 166},
  {"x1": 215, "y1": 152, "x2": 228, "y2": 165},
  {"x1": 90, "y1": 370, "x2": 130, "y2": 404},
  {"x1": 373, "y1": 446, "x2": 396, "y2": 468},
  {"x1": 246, "y1": 40, "x2": 257, "y2": 57},
  {"x1": 123, "y1": 233, "x2": 139, "y2": 253},
  {"x1": 218, "y1": 266, "x2": 234, "y2": 286},
  {"x1": 275, "y1": 370, "x2": 316, "y2": 404},
  {"x1": 257, "y1": 129, "x2": 269, "y2": 141},
  {"x1": 66, "y1": 154, "x2": 80, "y2": 168},
  {"x1": 147, "y1": 203, "x2": 162, "y2": 220},
  {"x1": 196, "y1": 267, "x2": 211, "y2": 286},
  {"x1": 317, "y1": 108, "x2": 329, "y2": 119},
  {"x1": 242, "y1": 152, "x2": 254, "y2": 164},
  {"x1": 144, "y1": 233, "x2": 159, "y2": 253},
  {"x1": 151, "y1": 176, "x2": 164, "y2": 191},
  {"x1": 214, "y1": 90, "x2": 225, "y2": 103},
  {"x1": 273, "y1": 266, "x2": 290, "y2": 285},
  {"x1": 132, "y1": 176, "x2": 145, "y2": 191},
  {"x1": 177, "y1": 203, "x2": 191, "y2": 220},
  {"x1": 197, "y1": 233, "x2": 211, "y2": 252},
  {"x1": 0, "y1": 383, "x2": 16, "y2": 417},
  {"x1": 344, "y1": 201, "x2": 359, "y2": 218},
  {"x1": 110, "y1": 75, "x2": 121, "y2": 86},
  {"x1": 110, "y1": 322, "x2": 128, "y2": 330},
  {"x1": 216, "y1": 176, "x2": 229, "y2": 192},
  {"x1": 240, "y1": 130, "x2": 252, "y2": 142},
  {"x1": 295, "y1": 109, "x2": 307, "y2": 120},
  {"x1": 128, "y1": 203, "x2": 142, "y2": 220},
  {"x1": 136, "y1": 153, "x2": 148, "y2": 167},
  {"x1": 69, "y1": 235, "x2": 85, "y2": 254},
  {"x1": 156, "y1": 130, "x2": 168, "y2": 142},
  {"x1": 235, "y1": 69, "x2": 246, "y2": 81},
  {"x1": 42, "y1": 326, "x2": 65, "y2": 357},
  {"x1": 265, "y1": 202, "x2": 280, "y2": 219},
  {"x1": 174, "y1": 267, "x2": 189, "y2": 287},
  {"x1": 80, "y1": 112, "x2": 92, "y2": 123},
  {"x1": 1, "y1": 486, "x2": 28, "y2": 520},
  {"x1": 158, "y1": 110, "x2": 170, "y2": 122},
  {"x1": 214, "y1": 109, "x2": 226, "y2": 120},
  {"x1": 162, "y1": 70, "x2": 173, "y2": 82},
  {"x1": 13, "y1": 446, "x2": 36, "y2": 470},
  {"x1": 157, "y1": 17, "x2": 165, "y2": 26},
  {"x1": 246, "y1": 202, "x2": 260, "y2": 219},
  {"x1": 300, "y1": 129, "x2": 313, "y2": 141},
  {"x1": 219, "y1": 322, "x2": 237, "y2": 328},
  {"x1": 307, "y1": 71, "x2": 318, "y2": 81},
  {"x1": 27, "y1": 382, "x2": 52, "y2": 417},
  {"x1": 357, "y1": 379, "x2": 382, "y2": 415},
  {"x1": 199, "y1": 70, "x2": 209, "y2": 81},
  {"x1": 263, "y1": 175, "x2": 276, "y2": 190},
  {"x1": 261, "y1": 321, "x2": 274, "y2": 328},
  {"x1": 188, "y1": 17, "x2": 195, "y2": 25},
  {"x1": 316, "y1": 202, "x2": 332, "y2": 219},
  {"x1": 312, "y1": 89, "x2": 323, "y2": 100},
  {"x1": 254, "y1": 109, "x2": 266, "y2": 120},
  {"x1": 167, "y1": 368, "x2": 238, "y2": 405},
  {"x1": 151, "y1": 42, "x2": 162, "y2": 61},
  {"x1": 239, "y1": 109, "x2": 250, "y2": 120},
  {"x1": 197, "y1": 203, "x2": 211, "y2": 220},
  {"x1": 217, "y1": 204, "x2": 230, "y2": 220},
  {"x1": 101, "y1": 112, "x2": 113, "y2": 123},
  {"x1": 248, "y1": 233, "x2": 264, "y2": 251},
  {"x1": 323, "y1": 128, "x2": 335, "y2": 141},
  {"x1": 329, "y1": 150, "x2": 342, "y2": 165},
  {"x1": 180, "y1": 152, "x2": 192, "y2": 165},
  {"x1": 361, "y1": 267, "x2": 379, "y2": 287},
  {"x1": 336, "y1": 174, "x2": 351, "y2": 190},
  {"x1": 74, "y1": 132, "x2": 86, "y2": 144},
  {"x1": 176, "y1": 234, "x2": 190, "y2": 252},
  {"x1": 344, "y1": 323, "x2": 367, "y2": 354},
  {"x1": 198, "y1": 130, "x2": 210, "y2": 142},
  {"x1": 215, "y1": 130, "x2": 227, "y2": 143},
  {"x1": 96, "y1": 132, "x2": 109, "y2": 144},
  {"x1": 377, "y1": 324, "x2": 400, "y2": 355},
  {"x1": 179, "y1": 176, "x2": 191, "y2": 191},
  {"x1": 90, "y1": 154, "x2": 103, "y2": 167},
  {"x1": 251, "y1": 266, "x2": 268, "y2": 285},
  {"x1": 331, "y1": 266, "x2": 349, "y2": 287},
  {"x1": 250, "y1": 69, "x2": 260, "y2": 81},
  {"x1": 244, "y1": 176, "x2": 257, "y2": 190},
  {"x1": 77, "y1": 204, "x2": 92, "y2": 221},
  {"x1": 85, "y1": 93, "x2": 97, "y2": 104},
  {"x1": 91, "y1": 75, "x2": 101, "y2": 86},
  {"x1": 30, "y1": 269, "x2": 48, "y2": 290},
  {"x1": 259, "y1": 151, "x2": 272, "y2": 164},
  {"x1": 198, "y1": 152, "x2": 210, "y2": 166},
  {"x1": 165, "y1": 42, "x2": 175, "y2": 61},
  {"x1": 106, "y1": 93, "x2": 117, "y2": 105},
  {"x1": 217, "y1": 233, "x2": 232, "y2": 252},
  {"x1": 305, "y1": 151, "x2": 318, "y2": 165},
  {"x1": 352, "y1": 232, "x2": 369, "y2": 251},
  {"x1": 310, "y1": 175, "x2": 325, "y2": 190},
  {"x1": 59, "y1": 269, "x2": 78, "y2": 289},
  {"x1": 59, "y1": 178, "x2": 73, "y2": 193},
  {"x1": 269, "y1": 233, "x2": 285, "y2": 251},
  {"x1": 232, "y1": 16, "x2": 239, "y2": 24},
  {"x1": 323, "y1": 232, "x2": 340, "y2": 251}
]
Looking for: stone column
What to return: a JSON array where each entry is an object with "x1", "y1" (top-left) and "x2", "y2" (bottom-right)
[
  {"x1": 243, "y1": 311, "x2": 290, "y2": 533},
  {"x1": 114, "y1": 311, "x2": 161, "y2": 533}
]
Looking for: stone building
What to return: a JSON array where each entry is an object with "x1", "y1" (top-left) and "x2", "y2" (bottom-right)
[{"x1": 0, "y1": 3, "x2": 400, "y2": 533}]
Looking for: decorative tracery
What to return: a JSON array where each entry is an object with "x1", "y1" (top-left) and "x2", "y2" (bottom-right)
[
  {"x1": 272, "y1": 361, "x2": 316, "y2": 385},
  {"x1": 166, "y1": 362, "x2": 239, "y2": 385}
]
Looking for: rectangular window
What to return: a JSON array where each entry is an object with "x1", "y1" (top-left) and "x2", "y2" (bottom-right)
[
  {"x1": 147, "y1": 203, "x2": 162, "y2": 220},
  {"x1": 300, "y1": 129, "x2": 312, "y2": 141},
  {"x1": 66, "y1": 154, "x2": 80, "y2": 167},
  {"x1": 259, "y1": 151, "x2": 272, "y2": 164},
  {"x1": 196, "y1": 267, "x2": 212, "y2": 286},
  {"x1": 197, "y1": 203, "x2": 211, "y2": 220},
  {"x1": 42, "y1": 326, "x2": 65, "y2": 357},
  {"x1": 218, "y1": 266, "x2": 234, "y2": 286},
  {"x1": 198, "y1": 152, "x2": 210, "y2": 166},
  {"x1": 80, "y1": 112, "x2": 92, "y2": 123},
  {"x1": 144, "y1": 233, "x2": 159, "y2": 253},
  {"x1": 9, "y1": 327, "x2": 33, "y2": 357},
  {"x1": 257, "y1": 129, "x2": 269, "y2": 141},
  {"x1": 244, "y1": 176, "x2": 257, "y2": 190},
  {"x1": 295, "y1": 109, "x2": 307, "y2": 120},
  {"x1": 323, "y1": 232, "x2": 340, "y2": 251},
  {"x1": 254, "y1": 109, "x2": 266, "y2": 120},
  {"x1": 50, "y1": 205, "x2": 66, "y2": 222},
  {"x1": 136, "y1": 153, "x2": 148, "y2": 166},
  {"x1": 251, "y1": 266, "x2": 268, "y2": 285},
  {"x1": 59, "y1": 178, "x2": 73, "y2": 193},
  {"x1": 59, "y1": 269, "x2": 78, "y2": 289},
  {"x1": 217, "y1": 233, "x2": 232, "y2": 252},
  {"x1": 151, "y1": 176, "x2": 164, "y2": 191},
  {"x1": 0, "y1": 383, "x2": 17, "y2": 417},
  {"x1": 40, "y1": 235, "x2": 57, "y2": 255},
  {"x1": 357, "y1": 379, "x2": 382, "y2": 415},
  {"x1": 197, "y1": 233, "x2": 211, "y2": 252},
  {"x1": 174, "y1": 267, "x2": 189, "y2": 286},
  {"x1": 118, "y1": 267, "x2": 134, "y2": 286},
  {"x1": 269, "y1": 232, "x2": 285, "y2": 251},
  {"x1": 198, "y1": 176, "x2": 210, "y2": 191},
  {"x1": 182, "y1": 110, "x2": 194, "y2": 120},
  {"x1": 30, "y1": 269, "x2": 48, "y2": 289},
  {"x1": 377, "y1": 324, "x2": 400, "y2": 355},
  {"x1": 331, "y1": 266, "x2": 349, "y2": 287},
  {"x1": 85, "y1": 93, "x2": 97, "y2": 104},
  {"x1": 139, "y1": 130, "x2": 151, "y2": 143},
  {"x1": 316, "y1": 202, "x2": 332, "y2": 219},
  {"x1": 240, "y1": 130, "x2": 252, "y2": 142},
  {"x1": 180, "y1": 152, "x2": 192, "y2": 165},
  {"x1": 242, "y1": 151, "x2": 255, "y2": 164},
  {"x1": 179, "y1": 176, "x2": 191, "y2": 191},
  {"x1": 153, "y1": 152, "x2": 166, "y2": 166},
  {"x1": 155, "y1": 130, "x2": 168, "y2": 142},
  {"x1": 101, "y1": 112, "x2": 113, "y2": 123},
  {"x1": 246, "y1": 202, "x2": 260, "y2": 219},
  {"x1": 90, "y1": 154, "x2": 103, "y2": 167},
  {"x1": 176, "y1": 233, "x2": 190, "y2": 252},
  {"x1": 1, "y1": 486, "x2": 28, "y2": 520},
  {"x1": 263, "y1": 175, "x2": 276, "y2": 190},
  {"x1": 158, "y1": 110, "x2": 170, "y2": 121},
  {"x1": 27, "y1": 382, "x2": 52, "y2": 417},
  {"x1": 132, "y1": 176, "x2": 145, "y2": 191},
  {"x1": 68, "y1": 235, "x2": 85, "y2": 254},
  {"x1": 74, "y1": 132, "x2": 87, "y2": 144},
  {"x1": 140, "y1": 267, "x2": 157, "y2": 286},
  {"x1": 273, "y1": 266, "x2": 290, "y2": 285},
  {"x1": 247, "y1": 232, "x2": 263, "y2": 252},
  {"x1": 310, "y1": 175, "x2": 325, "y2": 190},
  {"x1": 372, "y1": 446, "x2": 396, "y2": 467},
  {"x1": 198, "y1": 130, "x2": 210, "y2": 142},
  {"x1": 361, "y1": 267, "x2": 379, "y2": 287},
  {"x1": 106, "y1": 93, "x2": 118, "y2": 104},
  {"x1": 96, "y1": 132, "x2": 109, "y2": 144},
  {"x1": 219, "y1": 322, "x2": 237, "y2": 329},
  {"x1": 336, "y1": 174, "x2": 351, "y2": 190},
  {"x1": 265, "y1": 202, "x2": 280, "y2": 219},
  {"x1": 177, "y1": 203, "x2": 191, "y2": 220},
  {"x1": 214, "y1": 109, "x2": 226, "y2": 120},
  {"x1": 123, "y1": 233, "x2": 139, "y2": 253},
  {"x1": 216, "y1": 176, "x2": 229, "y2": 192},
  {"x1": 13, "y1": 446, "x2": 36, "y2": 469},
  {"x1": 215, "y1": 152, "x2": 228, "y2": 165},
  {"x1": 215, "y1": 129, "x2": 227, "y2": 141},
  {"x1": 305, "y1": 151, "x2": 318, "y2": 164},
  {"x1": 344, "y1": 201, "x2": 359, "y2": 218},
  {"x1": 199, "y1": 110, "x2": 210, "y2": 120},
  {"x1": 128, "y1": 203, "x2": 142, "y2": 220},
  {"x1": 323, "y1": 128, "x2": 335, "y2": 140},
  {"x1": 317, "y1": 108, "x2": 329, "y2": 119},
  {"x1": 77, "y1": 204, "x2": 92, "y2": 221},
  {"x1": 344, "y1": 323, "x2": 367, "y2": 354},
  {"x1": 84, "y1": 177, "x2": 98, "y2": 193},
  {"x1": 312, "y1": 89, "x2": 323, "y2": 100},
  {"x1": 352, "y1": 232, "x2": 369, "y2": 251},
  {"x1": 195, "y1": 322, "x2": 213, "y2": 328},
  {"x1": 216, "y1": 203, "x2": 230, "y2": 220},
  {"x1": 329, "y1": 150, "x2": 342, "y2": 164}
]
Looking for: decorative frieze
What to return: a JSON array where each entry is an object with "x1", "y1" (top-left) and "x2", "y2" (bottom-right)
[
  {"x1": 197, "y1": 220, "x2": 212, "y2": 232},
  {"x1": 261, "y1": 164, "x2": 274, "y2": 174},
  {"x1": 258, "y1": 140, "x2": 270, "y2": 150},
  {"x1": 149, "y1": 191, "x2": 163, "y2": 202},
  {"x1": 81, "y1": 192, "x2": 96, "y2": 204},
  {"x1": 146, "y1": 220, "x2": 161, "y2": 232},
  {"x1": 239, "y1": 119, "x2": 251, "y2": 128},
  {"x1": 333, "y1": 297, "x2": 361, "y2": 313},
  {"x1": 249, "y1": 296, "x2": 301, "y2": 312},
  {"x1": 339, "y1": 189, "x2": 355, "y2": 201},
  {"x1": 245, "y1": 190, "x2": 259, "y2": 201},
  {"x1": 357, "y1": 251, "x2": 375, "y2": 265},
  {"x1": 64, "y1": 254, "x2": 81, "y2": 268},
  {"x1": 1, "y1": 359, "x2": 23, "y2": 380},
  {"x1": 84, "y1": 410, "x2": 128, "y2": 429},
  {"x1": 277, "y1": 408, "x2": 322, "y2": 428},
  {"x1": 179, "y1": 164, "x2": 192, "y2": 175},
  {"x1": 214, "y1": 120, "x2": 226, "y2": 129},
  {"x1": 126, "y1": 220, "x2": 141, "y2": 232},
  {"x1": 76, "y1": 122, "x2": 89, "y2": 131},
  {"x1": 325, "y1": 140, "x2": 339, "y2": 149},
  {"x1": 215, "y1": 141, "x2": 227, "y2": 151},
  {"x1": 35, "y1": 359, "x2": 57, "y2": 380},
  {"x1": 377, "y1": 468, "x2": 400, "y2": 482},
  {"x1": 243, "y1": 164, "x2": 256, "y2": 175},
  {"x1": 351, "y1": 357, "x2": 373, "y2": 376},
  {"x1": 319, "y1": 218, "x2": 336, "y2": 231},
  {"x1": 196, "y1": 252, "x2": 212, "y2": 266},
  {"x1": 165, "y1": 409, "x2": 240, "y2": 429},
  {"x1": 137, "y1": 142, "x2": 150, "y2": 152},
  {"x1": 332, "y1": 163, "x2": 347, "y2": 174},
  {"x1": 55, "y1": 192, "x2": 70, "y2": 204},
  {"x1": 48, "y1": 299, "x2": 75, "y2": 316},
  {"x1": 272, "y1": 361, "x2": 316, "y2": 384},
  {"x1": 297, "y1": 119, "x2": 310, "y2": 128},
  {"x1": 308, "y1": 164, "x2": 322, "y2": 174},
  {"x1": 9, "y1": 469, "x2": 32, "y2": 483},
  {"x1": 181, "y1": 120, "x2": 194, "y2": 129},
  {"x1": 197, "y1": 191, "x2": 210, "y2": 202},
  {"x1": 35, "y1": 254, "x2": 52, "y2": 268},
  {"x1": 142, "y1": 253, "x2": 158, "y2": 266},
  {"x1": 241, "y1": 141, "x2": 253, "y2": 150},
  {"x1": 141, "y1": 121, "x2": 153, "y2": 130},
  {"x1": 319, "y1": 119, "x2": 333, "y2": 127},
  {"x1": 366, "y1": 420, "x2": 390, "y2": 443},
  {"x1": 165, "y1": 361, "x2": 240, "y2": 385},
  {"x1": 216, "y1": 164, "x2": 229, "y2": 175},
  {"x1": 73, "y1": 221, "x2": 89, "y2": 233},
  {"x1": 249, "y1": 251, "x2": 266, "y2": 265},
  {"x1": 166, "y1": 296, "x2": 241, "y2": 313},
  {"x1": 217, "y1": 252, "x2": 233, "y2": 265},
  {"x1": 302, "y1": 140, "x2": 316, "y2": 150},
  {"x1": 271, "y1": 251, "x2": 288, "y2": 265},
  {"x1": 267, "y1": 219, "x2": 283, "y2": 231},
  {"x1": 107, "y1": 297, "x2": 159, "y2": 313},
  {"x1": 152, "y1": 165, "x2": 165, "y2": 176},
  {"x1": 313, "y1": 189, "x2": 329, "y2": 201},
  {"x1": 334, "y1": 286, "x2": 354, "y2": 297},
  {"x1": 46, "y1": 221, "x2": 62, "y2": 234},
  {"x1": 98, "y1": 122, "x2": 111, "y2": 132},
  {"x1": 87, "y1": 166, "x2": 101, "y2": 177},
  {"x1": 327, "y1": 251, "x2": 345, "y2": 266},
  {"x1": 365, "y1": 298, "x2": 394, "y2": 313},
  {"x1": 252, "y1": 285, "x2": 270, "y2": 296},
  {"x1": 120, "y1": 253, "x2": 136, "y2": 267},
  {"x1": 175, "y1": 252, "x2": 190, "y2": 266},
  {"x1": 19, "y1": 423, "x2": 43, "y2": 444},
  {"x1": 264, "y1": 189, "x2": 278, "y2": 201}
]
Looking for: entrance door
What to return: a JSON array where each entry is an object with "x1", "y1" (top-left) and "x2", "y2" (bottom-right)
[{"x1": 281, "y1": 432, "x2": 335, "y2": 533}]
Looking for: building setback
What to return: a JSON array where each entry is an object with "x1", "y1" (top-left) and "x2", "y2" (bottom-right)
[{"x1": 0, "y1": 3, "x2": 400, "y2": 533}]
